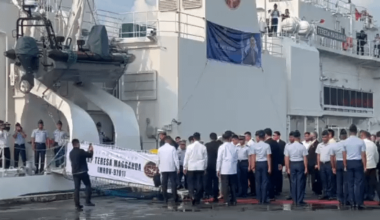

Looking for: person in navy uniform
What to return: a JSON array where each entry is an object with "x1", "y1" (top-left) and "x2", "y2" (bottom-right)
[
  {"x1": 330, "y1": 129, "x2": 348, "y2": 205},
  {"x1": 316, "y1": 130, "x2": 333, "y2": 200},
  {"x1": 236, "y1": 135, "x2": 250, "y2": 197},
  {"x1": 31, "y1": 120, "x2": 49, "y2": 174},
  {"x1": 342, "y1": 124, "x2": 366, "y2": 209},
  {"x1": 284, "y1": 130, "x2": 308, "y2": 206},
  {"x1": 250, "y1": 130, "x2": 271, "y2": 204}
]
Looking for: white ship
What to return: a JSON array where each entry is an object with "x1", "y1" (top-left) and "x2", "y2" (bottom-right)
[{"x1": 0, "y1": 0, "x2": 379, "y2": 200}]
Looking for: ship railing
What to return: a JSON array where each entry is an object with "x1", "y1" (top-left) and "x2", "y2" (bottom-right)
[
  {"x1": 301, "y1": 0, "x2": 351, "y2": 16},
  {"x1": 95, "y1": 10, "x2": 283, "y2": 57},
  {"x1": 312, "y1": 34, "x2": 380, "y2": 59},
  {"x1": 0, "y1": 140, "x2": 69, "y2": 177}
]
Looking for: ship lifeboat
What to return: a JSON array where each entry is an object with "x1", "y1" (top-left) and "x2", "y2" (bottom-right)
[
  {"x1": 282, "y1": 17, "x2": 298, "y2": 33},
  {"x1": 298, "y1": 20, "x2": 312, "y2": 35}
]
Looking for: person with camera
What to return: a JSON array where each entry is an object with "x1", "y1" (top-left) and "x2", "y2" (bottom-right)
[
  {"x1": 69, "y1": 139, "x2": 94, "y2": 211},
  {"x1": 0, "y1": 120, "x2": 11, "y2": 169},
  {"x1": 13, "y1": 123, "x2": 27, "y2": 167}
]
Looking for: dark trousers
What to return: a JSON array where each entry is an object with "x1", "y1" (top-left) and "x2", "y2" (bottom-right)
[
  {"x1": 248, "y1": 170, "x2": 256, "y2": 196},
  {"x1": 34, "y1": 143, "x2": 46, "y2": 173},
  {"x1": 290, "y1": 161, "x2": 306, "y2": 205},
  {"x1": 237, "y1": 160, "x2": 249, "y2": 197},
  {"x1": 357, "y1": 44, "x2": 364, "y2": 55},
  {"x1": 271, "y1": 18, "x2": 278, "y2": 34},
  {"x1": 255, "y1": 161, "x2": 269, "y2": 204},
  {"x1": 336, "y1": 161, "x2": 348, "y2": 203},
  {"x1": 221, "y1": 174, "x2": 238, "y2": 203},
  {"x1": 205, "y1": 169, "x2": 219, "y2": 199},
  {"x1": 331, "y1": 174, "x2": 337, "y2": 197},
  {"x1": 162, "y1": 171, "x2": 178, "y2": 202},
  {"x1": 276, "y1": 167, "x2": 283, "y2": 194},
  {"x1": 0, "y1": 147, "x2": 11, "y2": 169},
  {"x1": 364, "y1": 168, "x2": 377, "y2": 200},
  {"x1": 287, "y1": 173, "x2": 292, "y2": 198},
  {"x1": 308, "y1": 165, "x2": 322, "y2": 195},
  {"x1": 187, "y1": 170, "x2": 204, "y2": 202},
  {"x1": 14, "y1": 144, "x2": 27, "y2": 167},
  {"x1": 177, "y1": 165, "x2": 187, "y2": 189},
  {"x1": 73, "y1": 172, "x2": 92, "y2": 207},
  {"x1": 320, "y1": 162, "x2": 333, "y2": 198},
  {"x1": 53, "y1": 143, "x2": 65, "y2": 167},
  {"x1": 268, "y1": 165, "x2": 277, "y2": 199},
  {"x1": 346, "y1": 160, "x2": 364, "y2": 206}
]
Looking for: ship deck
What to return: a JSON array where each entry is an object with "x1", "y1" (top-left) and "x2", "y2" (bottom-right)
[{"x1": 1, "y1": 195, "x2": 380, "y2": 220}]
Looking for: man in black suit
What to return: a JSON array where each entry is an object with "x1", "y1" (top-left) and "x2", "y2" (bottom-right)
[
  {"x1": 205, "y1": 132, "x2": 222, "y2": 201},
  {"x1": 308, "y1": 131, "x2": 322, "y2": 196},
  {"x1": 264, "y1": 128, "x2": 282, "y2": 200},
  {"x1": 159, "y1": 131, "x2": 178, "y2": 149},
  {"x1": 273, "y1": 131, "x2": 286, "y2": 195}
]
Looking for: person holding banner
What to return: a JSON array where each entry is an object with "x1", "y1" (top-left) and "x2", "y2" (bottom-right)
[
  {"x1": 69, "y1": 139, "x2": 94, "y2": 211},
  {"x1": 157, "y1": 136, "x2": 180, "y2": 203}
]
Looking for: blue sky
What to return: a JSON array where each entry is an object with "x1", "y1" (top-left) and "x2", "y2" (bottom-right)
[{"x1": 95, "y1": 0, "x2": 379, "y2": 24}]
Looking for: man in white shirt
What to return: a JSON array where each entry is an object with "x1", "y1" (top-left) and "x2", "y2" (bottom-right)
[
  {"x1": 236, "y1": 135, "x2": 250, "y2": 197},
  {"x1": 177, "y1": 140, "x2": 187, "y2": 189},
  {"x1": 53, "y1": 120, "x2": 69, "y2": 168},
  {"x1": 302, "y1": 132, "x2": 311, "y2": 150},
  {"x1": 245, "y1": 131, "x2": 256, "y2": 196},
  {"x1": 183, "y1": 132, "x2": 208, "y2": 205},
  {"x1": 360, "y1": 130, "x2": 379, "y2": 201},
  {"x1": 13, "y1": 123, "x2": 27, "y2": 167},
  {"x1": 217, "y1": 131, "x2": 238, "y2": 206},
  {"x1": 31, "y1": 120, "x2": 50, "y2": 174},
  {"x1": 0, "y1": 121, "x2": 11, "y2": 169},
  {"x1": 157, "y1": 136, "x2": 180, "y2": 203},
  {"x1": 317, "y1": 130, "x2": 333, "y2": 200}
]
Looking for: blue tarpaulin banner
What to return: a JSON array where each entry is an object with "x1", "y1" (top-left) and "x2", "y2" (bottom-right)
[{"x1": 207, "y1": 21, "x2": 262, "y2": 68}]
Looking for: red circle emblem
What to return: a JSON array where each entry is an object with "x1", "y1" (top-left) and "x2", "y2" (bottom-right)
[{"x1": 225, "y1": 0, "x2": 241, "y2": 9}]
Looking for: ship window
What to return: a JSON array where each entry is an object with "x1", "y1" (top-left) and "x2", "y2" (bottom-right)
[
  {"x1": 331, "y1": 88, "x2": 337, "y2": 105},
  {"x1": 323, "y1": 86, "x2": 373, "y2": 110},
  {"x1": 324, "y1": 87, "x2": 330, "y2": 105},
  {"x1": 337, "y1": 89, "x2": 343, "y2": 106}
]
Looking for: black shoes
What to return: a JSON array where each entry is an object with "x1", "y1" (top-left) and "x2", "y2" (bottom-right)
[
  {"x1": 75, "y1": 205, "x2": 83, "y2": 211},
  {"x1": 85, "y1": 202, "x2": 95, "y2": 207}
]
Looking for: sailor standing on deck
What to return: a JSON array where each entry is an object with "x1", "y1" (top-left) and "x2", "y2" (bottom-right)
[
  {"x1": 343, "y1": 124, "x2": 366, "y2": 209},
  {"x1": 53, "y1": 120, "x2": 68, "y2": 168},
  {"x1": 250, "y1": 130, "x2": 271, "y2": 204},
  {"x1": 183, "y1": 132, "x2": 208, "y2": 205},
  {"x1": 284, "y1": 130, "x2": 308, "y2": 206},
  {"x1": 217, "y1": 131, "x2": 238, "y2": 206},
  {"x1": 317, "y1": 130, "x2": 333, "y2": 200},
  {"x1": 330, "y1": 129, "x2": 348, "y2": 205},
  {"x1": 13, "y1": 123, "x2": 27, "y2": 168},
  {"x1": 31, "y1": 120, "x2": 49, "y2": 174},
  {"x1": 69, "y1": 139, "x2": 94, "y2": 211},
  {"x1": 157, "y1": 136, "x2": 180, "y2": 203}
]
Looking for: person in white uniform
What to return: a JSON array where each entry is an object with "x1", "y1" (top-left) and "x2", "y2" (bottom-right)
[
  {"x1": 317, "y1": 130, "x2": 333, "y2": 200},
  {"x1": 177, "y1": 140, "x2": 187, "y2": 189},
  {"x1": 360, "y1": 130, "x2": 379, "y2": 201},
  {"x1": 157, "y1": 136, "x2": 180, "y2": 203},
  {"x1": 236, "y1": 135, "x2": 250, "y2": 197},
  {"x1": 245, "y1": 131, "x2": 256, "y2": 196},
  {"x1": 302, "y1": 132, "x2": 311, "y2": 150},
  {"x1": 284, "y1": 130, "x2": 308, "y2": 206},
  {"x1": 183, "y1": 132, "x2": 208, "y2": 205},
  {"x1": 342, "y1": 124, "x2": 366, "y2": 209},
  {"x1": 250, "y1": 130, "x2": 271, "y2": 204},
  {"x1": 13, "y1": 123, "x2": 27, "y2": 167},
  {"x1": 31, "y1": 120, "x2": 49, "y2": 174},
  {"x1": 53, "y1": 120, "x2": 69, "y2": 168},
  {"x1": 217, "y1": 131, "x2": 238, "y2": 206},
  {"x1": 0, "y1": 120, "x2": 11, "y2": 169}
]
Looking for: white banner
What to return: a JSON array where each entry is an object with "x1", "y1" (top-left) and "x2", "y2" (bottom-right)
[{"x1": 65, "y1": 143, "x2": 158, "y2": 186}]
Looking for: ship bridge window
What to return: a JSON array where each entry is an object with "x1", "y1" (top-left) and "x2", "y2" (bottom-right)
[{"x1": 323, "y1": 86, "x2": 373, "y2": 110}]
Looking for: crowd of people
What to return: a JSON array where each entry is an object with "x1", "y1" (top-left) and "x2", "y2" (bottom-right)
[{"x1": 156, "y1": 125, "x2": 380, "y2": 209}]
